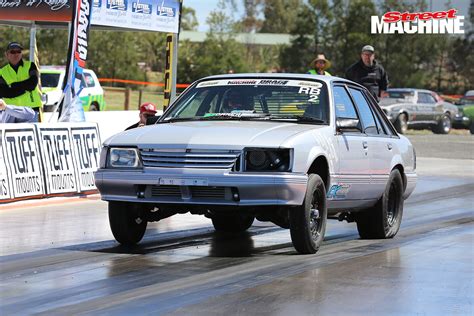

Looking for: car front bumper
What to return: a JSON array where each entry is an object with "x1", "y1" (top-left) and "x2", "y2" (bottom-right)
[
  {"x1": 453, "y1": 115, "x2": 470, "y2": 128},
  {"x1": 95, "y1": 168, "x2": 308, "y2": 206}
]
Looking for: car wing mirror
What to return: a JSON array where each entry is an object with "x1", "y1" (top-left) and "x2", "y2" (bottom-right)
[
  {"x1": 336, "y1": 117, "x2": 361, "y2": 133},
  {"x1": 146, "y1": 115, "x2": 161, "y2": 125}
]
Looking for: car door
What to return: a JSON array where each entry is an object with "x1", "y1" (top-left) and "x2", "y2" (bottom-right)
[
  {"x1": 417, "y1": 92, "x2": 440, "y2": 123},
  {"x1": 348, "y1": 86, "x2": 394, "y2": 199},
  {"x1": 332, "y1": 85, "x2": 372, "y2": 200}
]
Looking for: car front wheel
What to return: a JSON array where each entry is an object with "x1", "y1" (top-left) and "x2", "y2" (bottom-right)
[
  {"x1": 109, "y1": 201, "x2": 147, "y2": 245},
  {"x1": 356, "y1": 169, "x2": 404, "y2": 239},
  {"x1": 433, "y1": 114, "x2": 451, "y2": 134},
  {"x1": 394, "y1": 113, "x2": 408, "y2": 134},
  {"x1": 289, "y1": 174, "x2": 327, "y2": 254}
]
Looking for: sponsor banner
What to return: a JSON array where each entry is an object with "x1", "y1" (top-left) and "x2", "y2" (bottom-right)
[
  {"x1": 59, "y1": 0, "x2": 92, "y2": 123},
  {"x1": 2, "y1": 125, "x2": 44, "y2": 199},
  {"x1": 0, "y1": 0, "x2": 72, "y2": 22},
  {"x1": 0, "y1": 129, "x2": 13, "y2": 201},
  {"x1": 91, "y1": 0, "x2": 180, "y2": 33},
  {"x1": 70, "y1": 124, "x2": 101, "y2": 191},
  {"x1": 36, "y1": 125, "x2": 79, "y2": 194}
]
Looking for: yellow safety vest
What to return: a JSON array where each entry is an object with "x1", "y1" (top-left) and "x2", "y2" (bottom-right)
[
  {"x1": 308, "y1": 69, "x2": 331, "y2": 76},
  {"x1": 1, "y1": 61, "x2": 42, "y2": 109}
]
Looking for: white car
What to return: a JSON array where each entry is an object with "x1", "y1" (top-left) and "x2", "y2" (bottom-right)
[
  {"x1": 41, "y1": 66, "x2": 105, "y2": 111},
  {"x1": 95, "y1": 74, "x2": 417, "y2": 254}
]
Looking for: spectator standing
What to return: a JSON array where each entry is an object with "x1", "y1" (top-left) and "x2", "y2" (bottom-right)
[
  {"x1": 126, "y1": 102, "x2": 158, "y2": 130},
  {"x1": 307, "y1": 54, "x2": 332, "y2": 76},
  {"x1": 0, "y1": 99, "x2": 37, "y2": 123},
  {"x1": 0, "y1": 42, "x2": 43, "y2": 121},
  {"x1": 345, "y1": 45, "x2": 389, "y2": 100}
]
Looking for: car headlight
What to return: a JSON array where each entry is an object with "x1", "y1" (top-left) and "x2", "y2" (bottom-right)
[
  {"x1": 107, "y1": 147, "x2": 141, "y2": 168},
  {"x1": 244, "y1": 148, "x2": 291, "y2": 172}
]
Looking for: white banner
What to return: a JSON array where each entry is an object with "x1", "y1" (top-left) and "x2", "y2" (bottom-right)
[
  {"x1": 91, "y1": 0, "x2": 180, "y2": 33},
  {"x1": 37, "y1": 125, "x2": 79, "y2": 194},
  {"x1": 0, "y1": 129, "x2": 13, "y2": 201},
  {"x1": 2, "y1": 125, "x2": 45, "y2": 199},
  {"x1": 70, "y1": 125, "x2": 101, "y2": 191}
]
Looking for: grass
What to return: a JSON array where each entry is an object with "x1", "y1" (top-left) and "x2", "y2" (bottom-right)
[{"x1": 103, "y1": 88, "x2": 165, "y2": 111}]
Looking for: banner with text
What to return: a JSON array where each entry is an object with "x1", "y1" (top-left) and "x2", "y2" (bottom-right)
[
  {"x1": 91, "y1": 0, "x2": 180, "y2": 33},
  {"x1": 2, "y1": 125, "x2": 45, "y2": 199},
  {"x1": 0, "y1": 129, "x2": 13, "y2": 201},
  {"x1": 70, "y1": 125, "x2": 101, "y2": 192},
  {"x1": 37, "y1": 125, "x2": 80, "y2": 194}
]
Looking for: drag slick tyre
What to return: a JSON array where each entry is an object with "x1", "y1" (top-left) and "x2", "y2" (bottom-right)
[
  {"x1": 289, "y1": 174, "x2": 327, "y2": 254},
  {"x1": 356, "y1": 169, "x2": 404, "y2": 239},
  {"x1": 212, "y1": 214, "x2": 254, "y2": 233},
  {"x1": 109, "y1": 201, "x2": 147, "y2": 245}
]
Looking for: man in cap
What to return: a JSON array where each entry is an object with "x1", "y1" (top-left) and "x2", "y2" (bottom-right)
[
  {"x1": 126, "y1": 102, "x2": 159, "y2": 130},
  {"x1": 0, "y1": 42, "x2": 43, "y2": 120},
  {"x1": 345, "y1": 45, "x2": 389, "y2": 100},
  {"x1": 307, "y1": 54, "x2": 332, "y2": 76}
]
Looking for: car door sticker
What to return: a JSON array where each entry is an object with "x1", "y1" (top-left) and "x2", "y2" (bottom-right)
[{"x1": 327, "y1": 184, "x2": 351, "y2": 199}]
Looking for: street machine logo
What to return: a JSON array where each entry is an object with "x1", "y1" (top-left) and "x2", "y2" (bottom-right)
[{"x1": 371, "y1": 9, "x2": 465, "y2": 34}]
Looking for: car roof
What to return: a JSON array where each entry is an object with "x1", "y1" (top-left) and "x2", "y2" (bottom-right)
[
  {"x1": 388, "y1": 88, "x2": 433, "y2": 94},
  {"x1": 40, "y1": 66, "x2": 93, "y2": 74},
  {"x1": 200, "y1": 73, "x2": 358, "y2": 86}
]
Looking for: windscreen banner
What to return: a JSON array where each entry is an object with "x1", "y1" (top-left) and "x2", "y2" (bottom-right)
[{"x1": 59, "y1": 0, "x2": 93, "y2": 122}]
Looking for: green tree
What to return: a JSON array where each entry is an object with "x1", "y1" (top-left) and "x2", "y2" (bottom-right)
[{"x1": 260, "y1": 0, "x2": 301, "y2": 33}]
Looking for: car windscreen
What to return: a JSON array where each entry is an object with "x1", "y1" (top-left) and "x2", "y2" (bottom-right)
[
  {"x1": 387, "y1": 90, "x2": 415, "y2": 99},
  {"x1": 41, "y1": 73, "x2": 61, "y2": 88},
  {"x1": 162, "y1": 78, "x2": 329, "y2": 123}
]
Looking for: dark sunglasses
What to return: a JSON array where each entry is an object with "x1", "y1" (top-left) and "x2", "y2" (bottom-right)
[{"x1": 8, "y1": 50, "x2": 22, "y2": 54}]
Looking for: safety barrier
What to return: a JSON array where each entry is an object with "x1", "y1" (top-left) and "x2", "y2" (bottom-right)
[{"x1": 0, "y1": 122, "x2": 101, "y2": 204}]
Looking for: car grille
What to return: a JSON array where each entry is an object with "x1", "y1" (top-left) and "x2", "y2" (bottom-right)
[
  {"x1": 140, "y1": 149, "x2": 240, "y2": 169},
  {"x1": 150, "y1": 185, "x2": 227, "y2": 199}
]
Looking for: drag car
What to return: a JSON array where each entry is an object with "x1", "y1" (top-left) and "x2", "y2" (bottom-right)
[
  {"x1": 95, "y1": 74, "x2": 417, "y2": 254},
  {"x1": 379, "y1": 88, "x2": 453, "y2": 134}
]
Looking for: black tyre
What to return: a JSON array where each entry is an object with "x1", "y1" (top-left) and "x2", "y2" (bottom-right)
[
  {"x1": 356, "y1": 169, "x2": 404, "y2": 239},
  {"x1": 289, "y1": 174, "x2": 327, "y2": 254},
  {"x1": 109, "y1": 201, "x2": 147, "y2": 245},
  {"x1": 433, "y1": 114, "x2": 451, "y2": 134},
  {"x1": 89, "y1": 102, "x2": 100, "y2": 111},
  {"x1": 394, "y1": 113, "x2": 408, "y2": 134},
  {"x1": 469, "y1": 122, "x2": 474, "y2": 134},
  {"x1": 212, "y1": 214, "x2": 254, "y2": 233}
]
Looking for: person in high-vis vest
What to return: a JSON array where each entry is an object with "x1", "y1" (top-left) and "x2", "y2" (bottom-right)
[
  {"x1": 0, "y1": 42, "x2": 42, "y2": 122},
  {"x1": 307, "y1": 54, "x2": 332, "y2": 76}
]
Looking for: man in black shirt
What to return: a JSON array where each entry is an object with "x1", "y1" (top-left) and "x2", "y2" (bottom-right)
[{"x1": 345, "y1": 45, "x2": 389, "y2": 100}]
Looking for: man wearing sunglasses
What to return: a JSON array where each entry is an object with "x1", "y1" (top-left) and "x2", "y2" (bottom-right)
[{"x1": 0, "y1": 42, "x2": 42, "y2": 122}]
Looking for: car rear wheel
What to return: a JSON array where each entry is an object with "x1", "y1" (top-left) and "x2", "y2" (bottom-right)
[
  {"x1": 433, "y1": 114, "x2": 451, "y2": 134},
  {"x1": 109, "y1": 201, "x2": 147, "y2": 245},
  {"x1": 394, "y1": 114, "x2": 408, "y2": 134},
  {"x1": 212, "y1": 214, "x2": 254, "y2": 233},
  {"x1": 289, "y1": 174, "x2": 327, "y2": 254},
  {"x1": 356, "y1": 169, "x2": 404, "y2": 239},
  {"x1": 89, "y1": 102, "x2": 100, "y2": 111},
  {"x1": 470, "y1": 122, "x2": 474, "y2": 134}
]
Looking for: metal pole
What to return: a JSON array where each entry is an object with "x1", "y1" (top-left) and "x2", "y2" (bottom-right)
[{"x1": 29, "y1": 22, "x2": 36, "y2": 62}]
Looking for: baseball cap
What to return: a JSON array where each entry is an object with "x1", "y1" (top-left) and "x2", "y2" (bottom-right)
[
  {"x1": 361, "y1": 45, "x2": 375, "y2": 53},
  {"x1": 6, "y1": 42, "x2": 23, "y2": 51},
  {"x1": 139, "y1": 102, "x2": 157, "y2": 114}
]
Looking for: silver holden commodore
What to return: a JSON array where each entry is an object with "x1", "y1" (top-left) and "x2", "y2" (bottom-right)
[{"x1": 95, "y1": 74, "x2": 417, "y2": 254}]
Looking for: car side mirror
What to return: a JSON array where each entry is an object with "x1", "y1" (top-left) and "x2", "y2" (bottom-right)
[
  {"x1": 41, "y1": 93, "x2": 48, "y2": 104},
  {"x1": 146, "y1": 115, "x2": 160, "y2": 125},
  {"x1": 336, "y1": 117, "x2": 360, "y2": 133}
]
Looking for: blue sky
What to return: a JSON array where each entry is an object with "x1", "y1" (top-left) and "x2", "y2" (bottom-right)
[{"x1": 183, "y1": 0, "x2": 470, "y2": 32}]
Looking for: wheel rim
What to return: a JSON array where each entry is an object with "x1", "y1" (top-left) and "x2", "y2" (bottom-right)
[
  {"x1": 387, "y1": 182, "x2": 398, "y2": 226},
  {"x1": 309, "y1": 190, "x2": 322, "y2": 239}
]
